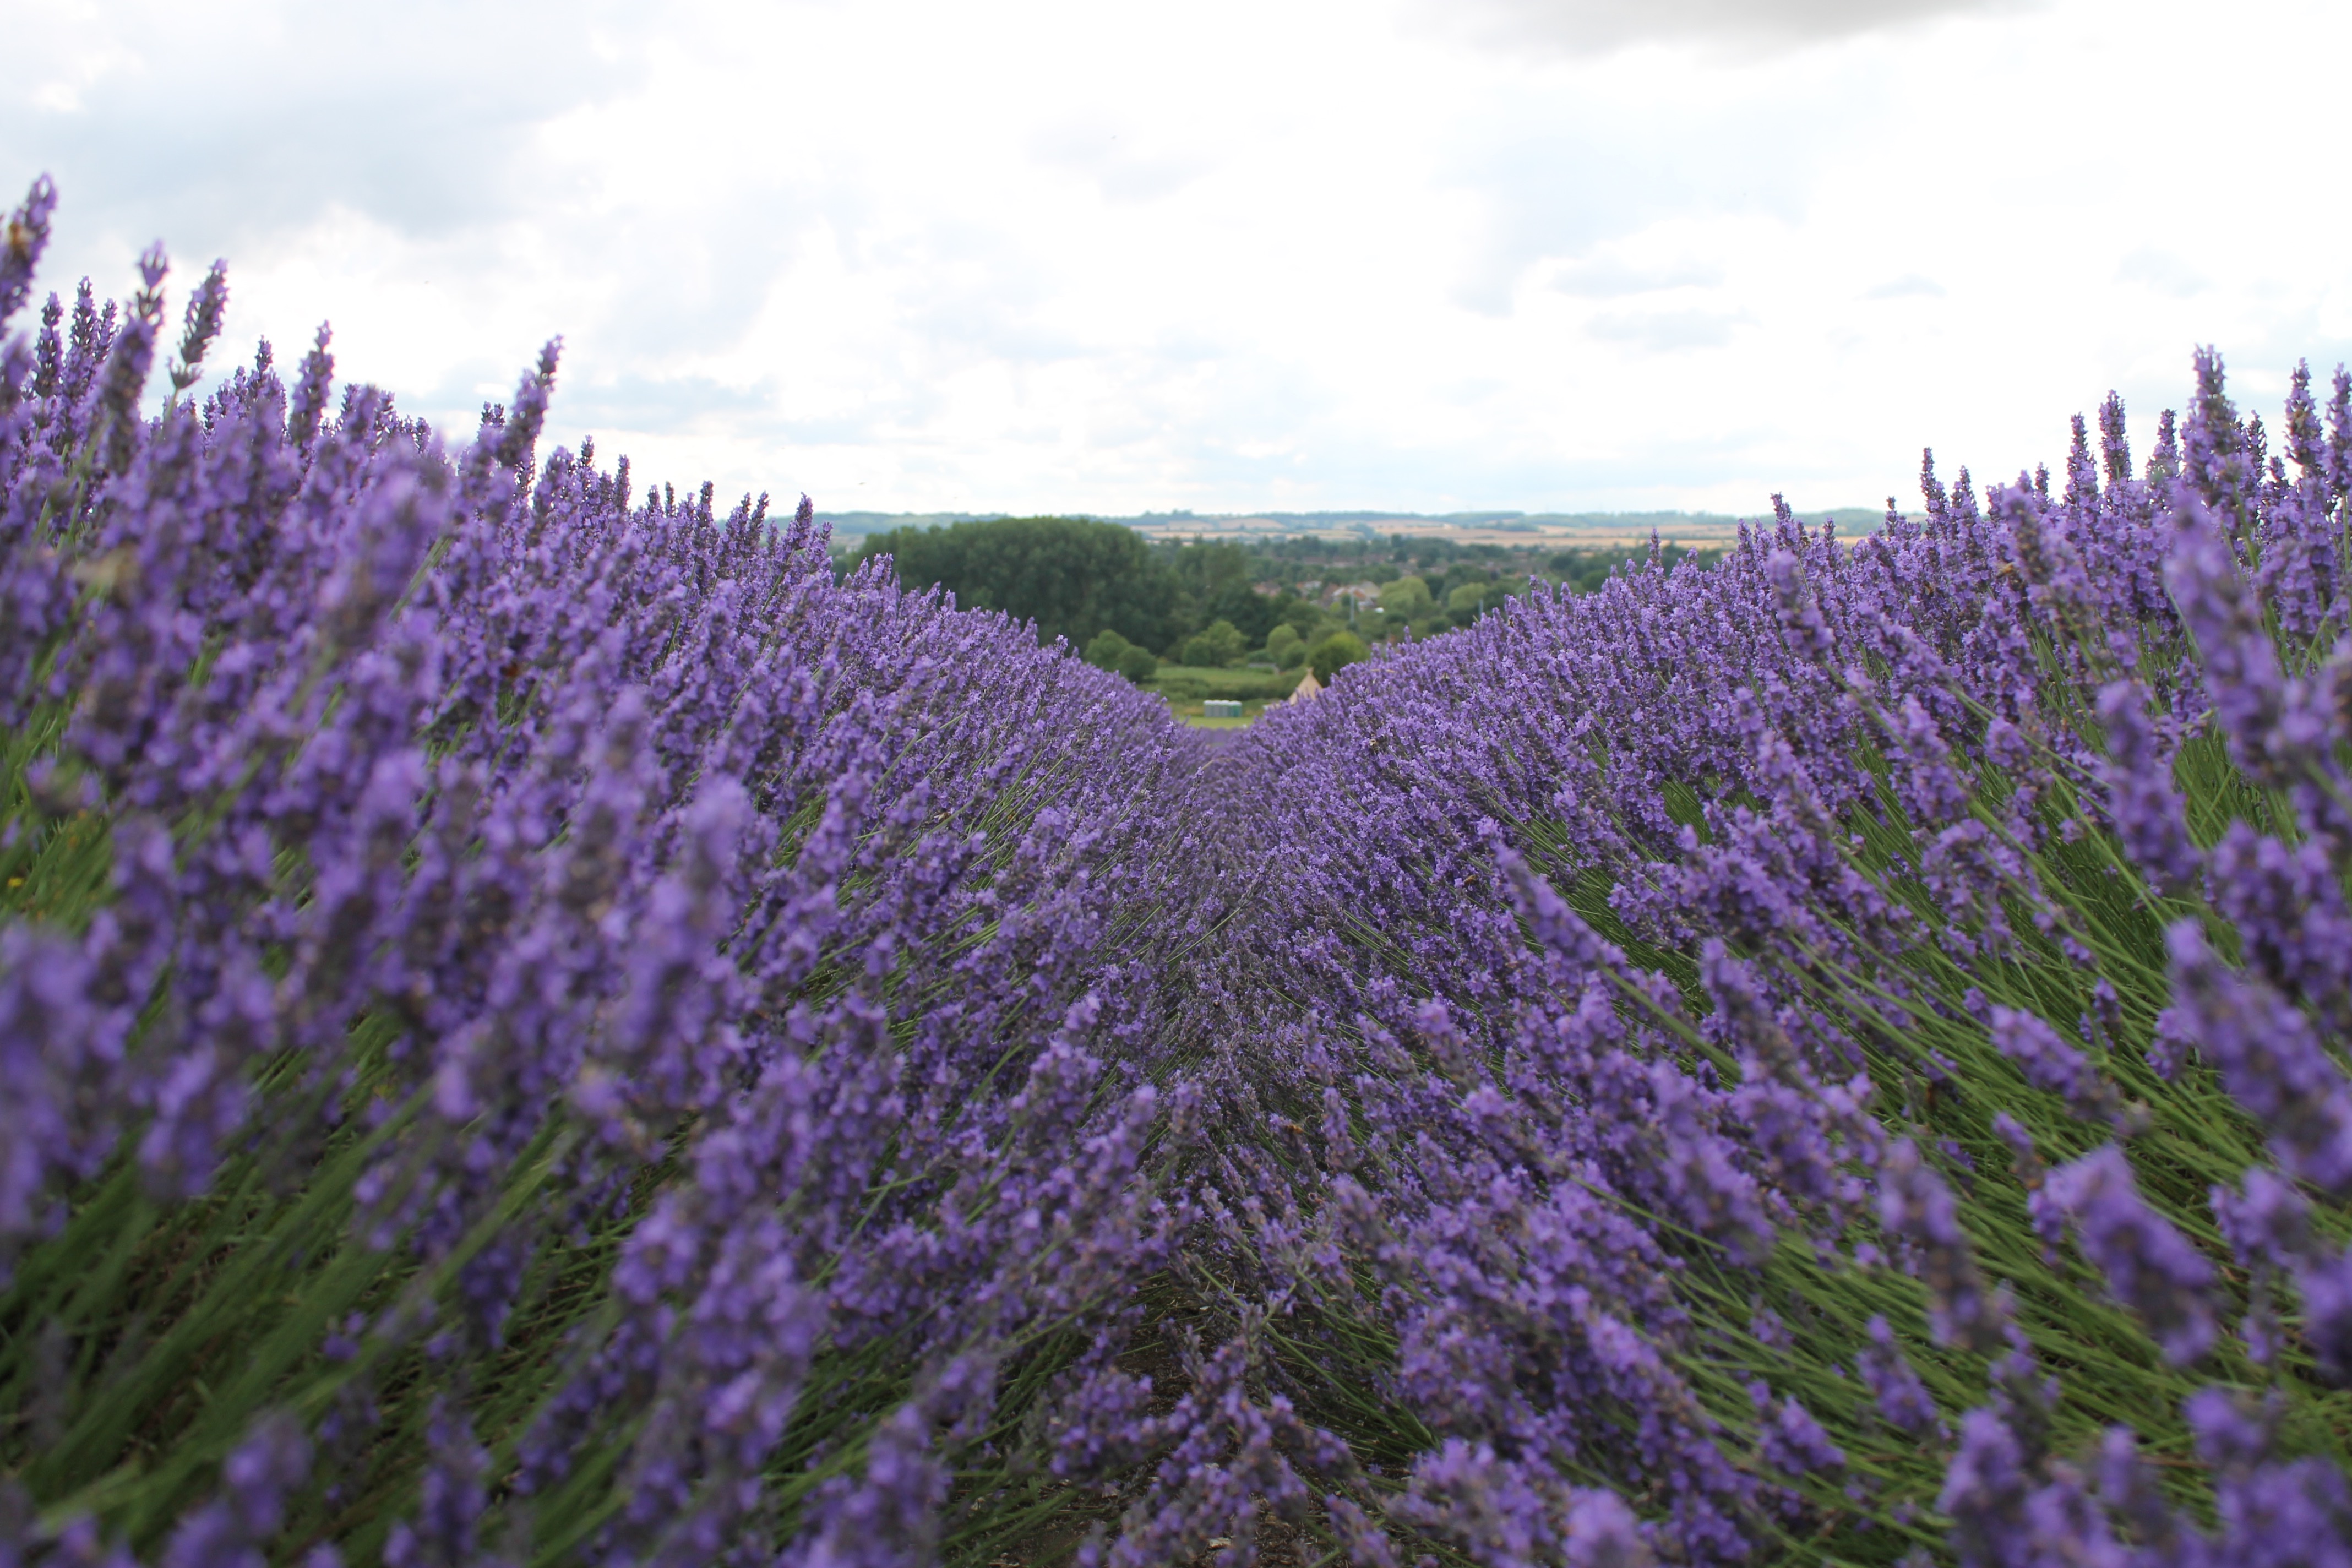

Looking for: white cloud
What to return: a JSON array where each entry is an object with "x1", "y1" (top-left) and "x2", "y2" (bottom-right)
[
  {"x1": 2, "y1": 0, "x2": 2348, "y2": 518},
  {"x1": 2114, "y1": 248, "x2": 2210, "y2": 298},
  {"x1": 1864, "y1": 274, "x2": 1945, "y2": 300},
  {"x1": 1414, "y1": 0, "x2": 2040, "y2": 58},
  {"x1": 1553, "y1": 255, "x2": 1726, "y2": 297},
  {"x1": 1587, "y1": 305, "x2": 1749, "y2": 350}
]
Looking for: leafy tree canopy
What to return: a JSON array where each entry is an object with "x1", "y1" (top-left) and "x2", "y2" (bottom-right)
[
  {"x1": 1087, "y1": 628, "x2": 1160, "y2": 682},
  {"x1": 863, "y1": 516, "x2": 1179, "y2": 651},
  {"x1": 1309, "y1": 630, "x2": 1368, "y2": 683},
  {"x1": 1378, "y1": 576, "x2": 1434, "y2": 617},
  {"x1": 1265, "y1": 623, "x2": 1306, "y2": 670},
  {"x1": 1179, "y1": 619, "x2": 1248, "y2": 669}
]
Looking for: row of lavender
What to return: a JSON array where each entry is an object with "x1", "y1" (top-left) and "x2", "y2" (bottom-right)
[
  {"x1": 10, "y1": 172, "x2": 2352, "y2": 1567},
  {"x1": 1148, "y1": 356, "x2": 2352, "y2": 1561},
  {"x1": 0, "y1": 183, "x2": 1206, "y2": 1566}
]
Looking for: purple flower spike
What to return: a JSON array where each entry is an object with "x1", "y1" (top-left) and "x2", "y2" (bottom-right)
[
  {"x1": 1937, "y1": 1409, "x2": 2034, "y2": 1567},
  {"x1": 167, "y1": 260, "x2": 229, "y2": 395},
  {"x1": 1765, "y1": 548, "x2": 1834, "y2": 662},
  {"x1": 2166, "y1": 499, "x2": 2307, "y2": 787},
  {"x1": 1559, "y1": 1487, "x2": 1653, "y2": 1567},
  {"x1": 2212, "y1": 1168, "x2": 2315, "y2": 1273},
  {"x1": 2291, "y1": 1245, "x2": 2352, "y2": 1383},
  {"x1": 1858, "y1": 1317, "x2": 1943, "y2": 1439},
  {"x1": 2093, "y1": 680, "x2": 2201, "y2": 888},
  {"x1": 1879, "y1": 1140, "x2": 2006, "y2": 1353},
  {"x1": 157, "y1": 1412, "x2": 311, "y2": 1568},
  {"x1": 2167, "y1": 921, "x2": 2352, "y2": 1194},
  {"x1": 220, "y1": 1412, "x2": 311, "y2": 1539},
  {"x1": 0, "y1": 175, "x2": 58, "y2": 331},
  {"x1": 2207, "y1": 824, "x2": 2352, "y2": 1033},
  {"x1": 1761, "y1": 1395, "x2": 1845, "y2": 1475},
  {"x1": 1989, "y1": 1006, "x2": 2119, "y2": 1125},
  {"x1": 2034, "y1": 1144, "x2": 2217, "y2": 1366}
]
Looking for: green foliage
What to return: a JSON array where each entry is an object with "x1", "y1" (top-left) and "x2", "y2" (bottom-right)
[
  {"x1": 1179, "y1": 619, "x2": 1247, "y2": 669},
  {"x1": 1444, "y1": 581, "x2": 1495, "y2": 623},
  {"x1": 1148, "y1": 666, "x2": 1301, "y2": 702},
  {"x1": 1375, "y1": 576, "x2": 1433, "y2": 617},
  {"x1": 1083, "y1": 628, "x2": 1134, "y2": 670},
  {"x1": 1308, "y1": 630, "x2": 1368, "y2": 682},
  {"x1": 864, "y1": 516, "x2": 1179, "y2": 651},
  {"x1": 862, "y1": 521, "x2": 1320, "y2": 658},
  {"x1": 1265, "y1": 624, "x2": 1306, "y2": 670},
  {"x1": 1277, "y1": 599, "x2": 1323, "y2": 640},
  {"x1": 1081, "y1": 627, "x2": 1162, "y2": 683},
  {"x1": 1161, "y1": 541, "x2": 1276, "y2": 646}
]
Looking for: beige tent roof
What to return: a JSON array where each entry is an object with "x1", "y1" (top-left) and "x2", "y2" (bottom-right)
[{"x1": 1287, "y1": 668, "x2": 1323, "y2": 703}]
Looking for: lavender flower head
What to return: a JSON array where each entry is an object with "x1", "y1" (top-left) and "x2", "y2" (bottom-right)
[
  {"x1": 1989, "y1": 1005, "x2": 2120, "y2": 1126},
  {"x1": 2033, "y1": 1145, "x2": 2217, "y2": 1366},
  {"x1": 2093, "y1": 679, "x2": 2201, "y2": 888},
  {"x1": 0, "y1": 175, "x2": 58, "y2": 330},
  {"x1": 2167, "y1": 921, "x2": 2352, "y2": 1194},
  {"x1": 2212, "y1": 1168, "x2": 2315, "y2": 1274},
  {"x1": 1879, "y1": 1139, "x2": 2006, "y2": 1352},
  {"x1": 1858, "y1": 1316, "x2": 1943, "y2": 1440}
]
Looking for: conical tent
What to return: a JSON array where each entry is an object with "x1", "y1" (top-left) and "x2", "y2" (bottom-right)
[{"x1": 1287, "y1": 668, "x2": 1322, "y2": 703}]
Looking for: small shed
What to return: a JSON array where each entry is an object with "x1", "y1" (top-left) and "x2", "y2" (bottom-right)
[{"x1": 1203, "y1": 699, "x2": 1243, "y2": 719}]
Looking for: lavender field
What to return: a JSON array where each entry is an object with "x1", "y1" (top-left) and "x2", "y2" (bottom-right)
[{"x1": 3, "y1": 177, "x2": 2350, "y2": 1566}]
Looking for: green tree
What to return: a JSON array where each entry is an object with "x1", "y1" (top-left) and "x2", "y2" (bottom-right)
[
  {"x1": 1084, "y1": 628, "x2": 1135, "y2": 670},
  {"x1": 1278, "y1": 599, "x2": 1322, "y2": 640},
  {"x1": 1309, "y1": 630, "x2": 1368, "y2": 683},
  {"x1": 1180, "y1": 619, "x2": 1248, "y2": 669},
  {"x1": 1265, "y1": 623, "x2": 1306, "y2": 671},
  {"x1": 1080, "y1": 626, "x2": 1160, "y2": 682},
  {"x1": 1161, "y1": 540, "x2": 1275, "y2": 646},
  {"x1": 1446, "y1": 581, "x2": 1512, "y2": 628},
  {"x1": 1378, "y1": 576, "x2": 1434, "y2": 618},
  {"x1": 863, "y1": 516, "x2": 1178, "y2": 651}
]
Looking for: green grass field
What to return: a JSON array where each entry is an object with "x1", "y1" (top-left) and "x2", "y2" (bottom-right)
[
  {"x1": 1171, "y1": 706, "x2": 1257, "y2": 727},
  {"x1": 1144, "y1": 664, "x2": 1305, "y2": 726}
]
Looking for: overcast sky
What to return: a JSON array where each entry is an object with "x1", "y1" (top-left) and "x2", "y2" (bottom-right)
[{"x1": 7, "y1": 0, "x2": 2347, "y2": 516}]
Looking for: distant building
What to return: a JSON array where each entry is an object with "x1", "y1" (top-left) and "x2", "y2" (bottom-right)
[
  {"x1": 1321, "y1": 582, "x2": 1381, "y2": 611},
  {"x1": 1287, "y1": 669, "x2": 1322, "y2": 703},
  {"x1": 1204, "y1": 699, "x2": 1243, "y2": 719}
]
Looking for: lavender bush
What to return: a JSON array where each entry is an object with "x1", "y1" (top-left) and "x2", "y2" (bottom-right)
[
  {"x1": 1160, "y1": 354, "x2": 2352, "y2": 1561},
  {"x1": 7, "y1": 172, "x2": 2352, "y2": 1565},
  {"x1": 0, "y1": 179, "x2": 1204, "y2": 1567}
]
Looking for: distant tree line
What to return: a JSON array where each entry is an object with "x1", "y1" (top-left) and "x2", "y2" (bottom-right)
[
  {"x1": 857, "y1": 517, "x2": 1301, "y2": 660},
  {"x1": 857, "y1": 516, "x2": 1722, "y2": 687},
  {"x1": 858, "y1": 517, "x2": 1178, "y2": 652}
]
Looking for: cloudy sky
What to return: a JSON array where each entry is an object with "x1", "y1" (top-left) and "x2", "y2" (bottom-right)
[{"x1": 7, "y1": 0, "x2": 2347, "y2": 517}]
